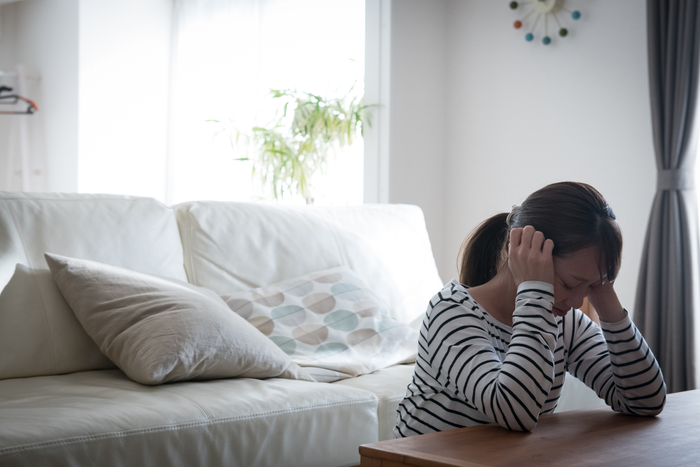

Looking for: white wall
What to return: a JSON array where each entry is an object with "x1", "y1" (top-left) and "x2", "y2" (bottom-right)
[
  {"x1": 1, "y1": 0, "x2": 657, "y2": 317},
  {"x1": 0, "y1": 0, "x2": 172, "y2": 197},
  {"x1": 0, "y1": 0, "x2": 79, "y2": 192},
  {"x1": 386, "y1": 0, "x2": 655, "y2": 312},
  {"x1": 78, "y1": 0, "x2": 172, "y2": 200},
  {"x1": 388, "y1": 0, "x2": 449, "y2": 281},
  {"x1": 439, "y1": 0, "x2": 655, "y2": 313}
]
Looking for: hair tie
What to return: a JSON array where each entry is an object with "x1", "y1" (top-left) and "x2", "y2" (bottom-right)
[
  {"x1": 602, "y1": 204, "x2": 616, "y2": 220},
  {"x1": 506, "y1": 205, "x2": 520, "y2": 226}
]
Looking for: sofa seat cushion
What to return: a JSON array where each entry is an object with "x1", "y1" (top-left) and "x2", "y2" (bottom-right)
[
  {"x1": 0, "y1": 370, "x2": 378, "y2": 467},
  {"x1": 334, "y1": 363, "x2": 414, "y2": 441}
]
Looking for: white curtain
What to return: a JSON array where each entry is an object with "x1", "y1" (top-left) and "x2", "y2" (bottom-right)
[{"x1": 167, "y1": 0, "x2": 365, "y2": 205}]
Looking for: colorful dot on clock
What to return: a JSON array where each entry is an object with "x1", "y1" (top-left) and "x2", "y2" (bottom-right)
[
  {"x1": 509, "y1": 1, "x2": 518, "y2": 9},
  {"x1": 572, "y1": 11, "x2": 581, "y2": 20},
  {"x1": 559, "y1": 28, "x2": 568, "y2": 37},
  {"x1": 542, "y1": 36, "x2": 551, "y2": 45},
  {"x1": 525, "y1": 33, "x2": 534, "y2": 42},
  {"x1": 513, "y1": 20, "x2": 522, "y2": 29}
]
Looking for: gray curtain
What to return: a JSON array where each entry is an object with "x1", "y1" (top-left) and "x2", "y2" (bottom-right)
[{"x1": 635, "y1": 0, "x2": 700, "y2": 393}]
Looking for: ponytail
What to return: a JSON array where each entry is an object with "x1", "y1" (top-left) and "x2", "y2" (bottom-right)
[{"x1": 458, "y1": 212, "x2": 509, "y2": 287}]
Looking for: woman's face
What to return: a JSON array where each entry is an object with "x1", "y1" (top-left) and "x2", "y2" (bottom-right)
[{"x1": 551, "y1": 246, "x2": 605, "y2": 317}]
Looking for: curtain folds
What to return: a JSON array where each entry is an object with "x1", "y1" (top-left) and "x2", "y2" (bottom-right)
[{"x1": 635, "y1": 0, "x2": 700, "y2": 393}]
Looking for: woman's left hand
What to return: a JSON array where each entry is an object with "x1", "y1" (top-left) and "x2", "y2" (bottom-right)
[{"x1": 587, "y1": 281, "x2": 627, "y2": 324}]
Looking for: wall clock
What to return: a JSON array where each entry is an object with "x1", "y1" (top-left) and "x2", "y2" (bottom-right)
[{"x1": 510, "y1": 0, "x2": 581, "y2": 46}]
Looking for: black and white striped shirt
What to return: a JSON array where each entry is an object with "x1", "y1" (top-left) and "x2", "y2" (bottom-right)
[{"x1": 394, "y1": 280, "x2": 666, "y2": 436}]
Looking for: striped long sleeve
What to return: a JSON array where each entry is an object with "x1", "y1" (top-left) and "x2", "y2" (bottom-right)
[
  {"x1": 563, "y1": 309, "x2": 666, "y2": 416},
  {"x1": 394, "y1": 279, "x2": 666, "y2": 438},
  {"x1": 396, "y1": 281, "x2": 558, "y2": 435}
]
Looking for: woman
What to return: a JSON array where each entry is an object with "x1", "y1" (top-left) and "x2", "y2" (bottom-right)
[{"x1": 394, "y1": 182, "x2": 666, "y2": 436}]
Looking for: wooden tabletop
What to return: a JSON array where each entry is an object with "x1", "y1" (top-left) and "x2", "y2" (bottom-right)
[{"x1": 359, "y1": 389, "x2": 700, "y2": 467}]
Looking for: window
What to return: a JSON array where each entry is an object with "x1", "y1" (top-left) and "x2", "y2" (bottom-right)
[{"x1": 167, "y1": 0, "x2": 366, "y2": 206}]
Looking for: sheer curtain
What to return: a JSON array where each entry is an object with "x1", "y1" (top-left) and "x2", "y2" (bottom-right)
[{"x1": 167, "y1": 0, "x2": 365, "y2": 205}]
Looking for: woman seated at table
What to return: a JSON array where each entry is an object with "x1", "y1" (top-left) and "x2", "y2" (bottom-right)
[{"x1": 394, "y1": 181, "x2": 666, "y2": 436}]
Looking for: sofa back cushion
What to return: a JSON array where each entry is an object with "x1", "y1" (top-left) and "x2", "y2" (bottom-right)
[
  {"x1": 0, "y1": 192, "x2": 188, "y2": 380},
  {"x1": 174, "y1": 202, "x2": 442, "y2": 326}
]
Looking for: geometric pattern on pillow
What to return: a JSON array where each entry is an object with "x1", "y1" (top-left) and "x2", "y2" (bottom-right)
[{"x1": 223, "y1": 266, "x2": 419, "y2": 382}]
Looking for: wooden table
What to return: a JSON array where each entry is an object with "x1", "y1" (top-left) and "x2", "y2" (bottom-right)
[{"x1": 359, "y1": 389, "x2": 700, "y2": 467}]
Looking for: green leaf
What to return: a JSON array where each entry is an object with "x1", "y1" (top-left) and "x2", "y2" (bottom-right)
[{"x1": 212, "y1": 82, "x2": 371, "y2": 202}]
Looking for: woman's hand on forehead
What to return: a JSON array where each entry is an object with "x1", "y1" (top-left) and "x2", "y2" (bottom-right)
[{"x1": 508, "y1": 225, "x2": 555, "y2": 286}]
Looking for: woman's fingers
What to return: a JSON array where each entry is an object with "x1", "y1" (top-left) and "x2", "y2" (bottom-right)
[
  {"x1": 520, "y1": 225, "x2": 535, "y2": 248},
  {"x1": 507, "y1": 225, "x2": 555, "y2": 286},
  {"x1": 543, "y1": 238, "x2": 554, "y2": 255},
  {"x1": 510, "y1": 227, "x2": 523, "y2": 249},
  {"x1": 532, "y1": 230, "x2": 545, "y2": 251}
]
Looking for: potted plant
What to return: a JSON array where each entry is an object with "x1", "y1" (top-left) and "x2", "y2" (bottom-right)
[{"x1": 214, "y1": 87, "x2": 372, "y2": 204}]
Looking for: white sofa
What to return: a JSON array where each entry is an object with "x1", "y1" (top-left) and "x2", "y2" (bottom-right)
[{"x1": 0, "y1": 191, "x2": 443, "y2": 467}]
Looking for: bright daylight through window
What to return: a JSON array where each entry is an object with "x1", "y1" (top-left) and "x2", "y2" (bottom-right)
[{"x1": 168, "y1": 0, "x2": 366, "y2": 206}]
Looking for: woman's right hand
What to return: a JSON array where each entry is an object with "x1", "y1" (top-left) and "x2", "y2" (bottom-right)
[{"x1": 508, "y1": 226, "x2": 555, "y2": 286}]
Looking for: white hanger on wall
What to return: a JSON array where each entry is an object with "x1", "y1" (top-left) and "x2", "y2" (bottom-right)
[{"x1": 0, "y1": 65, "x2": 36, "y2": 191}]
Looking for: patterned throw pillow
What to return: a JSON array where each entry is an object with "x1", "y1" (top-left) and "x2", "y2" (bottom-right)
[{"x1": 223, "y1": 266, "x2": 419, "y2": 382}]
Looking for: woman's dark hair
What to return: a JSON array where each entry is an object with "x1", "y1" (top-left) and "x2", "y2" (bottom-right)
[{"x1": 458, "y1": 182, "x2": 623, "y2": 287}]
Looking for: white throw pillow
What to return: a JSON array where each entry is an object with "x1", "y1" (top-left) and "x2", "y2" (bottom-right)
[
  {"x1": 223, "y1": 266, "x2": 419, "y2": 382},
  {"x1": 45, "y1": 253, "x2": 313, "y2": 385}
]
